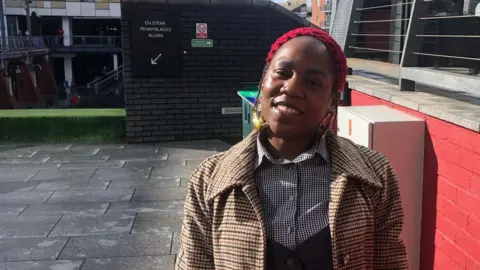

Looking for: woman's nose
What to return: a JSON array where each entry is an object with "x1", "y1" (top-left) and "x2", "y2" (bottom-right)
[{"x1": 281, "y1": 76, "x2": 304, "y2": 98}]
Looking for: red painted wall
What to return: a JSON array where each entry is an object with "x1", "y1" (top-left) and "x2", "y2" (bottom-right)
[{"x1": 351, "y1": 90, "x2": 480, "y2": 270}]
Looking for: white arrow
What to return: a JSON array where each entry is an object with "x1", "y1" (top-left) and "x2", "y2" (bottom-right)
[{"x1": 150, "y1": 53, "x2": 162, "y2": 65}]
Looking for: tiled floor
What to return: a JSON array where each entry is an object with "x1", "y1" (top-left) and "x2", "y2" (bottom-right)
[{"x1": 0, "y1": 140, "x2": 230, "y2": 270}]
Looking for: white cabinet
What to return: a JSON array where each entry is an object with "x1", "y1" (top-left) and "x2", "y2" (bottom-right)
[{"x1": 337, "y1": 105, "x2": 425, "y2": 270}]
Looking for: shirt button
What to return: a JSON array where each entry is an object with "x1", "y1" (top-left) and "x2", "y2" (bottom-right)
[
  {"x1": 286, "y1": 258, "x2": 300, "y2": 269},
  {"x1": 289, "y1": 195, "x2": 294, "y2": 201},
  {"x1": 287, "y1": 226, "x2": 292, "y2": 234}
]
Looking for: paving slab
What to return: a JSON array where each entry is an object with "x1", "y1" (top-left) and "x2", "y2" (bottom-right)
[
  {"x1": 123, "y1": 160, "x2": 181, "y2": 170},
  {"x1": 0, "y1": 163, "x2": 61, "y2": 170},
  {"x1": 171, "y1": 233, "x2": 180, "y2": 255},
  {"x1": 0, "y1": 170, "x2": 37, "y2": 182},
  {"x1": 0, "y1": 141, "x2": 231, "y2": 267},
  {"x1": 90, "y1": 168, "x2": 151, "y2": 181},
  {"x1": 98, "y1": 148, "x2": 167, "y2": 161},
  {"x1": 31, "y1": 169, "x2": 95, "y2": 182},
  {"x1": 161, "y1": 148, "x2": 216, "y2": 161},
  {"x1": 0, "y1": 149, "x2": 38, "y2": 158},
  {"x1": 34, "y1": 148, "x2": 99, "y2": 157},
  {"x1": 179, "y1": 177, "x2": 189, "y2": 187},
  {"x1": 0, "y1": 237, "x2": 69, "y2": 261},
  {"x1": 0, "y1": 215, "x2": 61, "y2": 238},
  {"x1": 49, "y1": 213, "x2": 136, "y2": 237},
  {"x1": 59, "y1": 233, "x2": 172, "y2": 259},
  {"x1": 58, "y1": 161, "x2": 126, "y2": 169},
  {"x1": 0, "y1": 156, "x2": 50, "y2": 164},
  {"x1": 0, "y1": 204, "x2": 28, "y2": 216},
  {"x1": 149, "y1": 166, "x2": 196, "y2": 178},
  {"x1": 46, "y1": 189, "x2": 134, "y2": 204},
  {"x1": 81, "y1": 256, "x2": 175, "y2": 270},
  {"x1": 69, "y1": 144, "x2": 125, "y2": 150},
  {"x1": 0, "y1": 191, "x2": 53, "y2": 204},
  {"x1": 107, "y1": 178, "x2": 180, "y2": 189},
  {"x1": 0, "y1": 260, "x2": 83, "y2": 270},
  {"x1": 21, "y1": 203, "x2": 110, "y2": 216},
  {"x1": 34, "y1": 180, "x2": 110, "y2": 191},
  {"x1": 46, "y1": 155, "x2": 110, "y2": 163},
  {"x1": 16, "y1": 144, "x2": 72, "y2": 151},
  {"x1": 155, "y1": 140, "x2": 207, "y2": 149},
  {"x1": 132, "y1": 211, "x2": 184, "y2": 234},
  {"x1": 132, "y1": 187, "x2": 188, "y2": 202},
  {"x1": 0, "y1": 182, "x2": 39, "y2": 193},
  {"x1": 106, "y1": 201, "x2": 184, "y2": 214}
]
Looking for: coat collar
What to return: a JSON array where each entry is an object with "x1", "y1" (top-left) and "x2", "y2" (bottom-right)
[{"x1": 206, "y1": 130, "x2": 382, "y2": 202}]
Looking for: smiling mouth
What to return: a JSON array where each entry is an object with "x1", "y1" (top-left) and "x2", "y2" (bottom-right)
[{"x1": 272, "y1": 102, "x2": 303, "y2": 115}]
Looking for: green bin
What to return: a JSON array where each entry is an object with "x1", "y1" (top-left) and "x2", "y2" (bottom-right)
[{"x1": 237, "y1": 90, "x2": 258, "y2": 138}]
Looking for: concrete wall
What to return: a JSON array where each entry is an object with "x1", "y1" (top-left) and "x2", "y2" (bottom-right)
[
  {"x1": 121, "y1": 1, "x2": 315, "y2": 142},
  {"x1": 351, "y1": 90, "x2": 480, "y2": 270}
]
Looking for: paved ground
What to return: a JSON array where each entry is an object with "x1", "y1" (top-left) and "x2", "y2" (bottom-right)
[{"x1": 0, "y1": 140, "x2": 231, "y2": 270}]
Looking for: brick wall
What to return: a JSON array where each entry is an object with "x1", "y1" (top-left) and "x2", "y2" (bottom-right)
[
  {"x1": 351, "y1": 90, "x2": 480, "y2": 270},
  {"x1": 121, "y1": 1, "x2": 317, "y2": 142}
]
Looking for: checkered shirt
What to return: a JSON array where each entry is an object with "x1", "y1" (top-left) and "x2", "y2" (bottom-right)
[{"x1": 254, "y1": 134, "x2": 331, "y2": 250}]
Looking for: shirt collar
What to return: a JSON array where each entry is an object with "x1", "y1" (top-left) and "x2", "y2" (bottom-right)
[{"x1": 255, "y1": 130, "x2": 330, "y2": 169}]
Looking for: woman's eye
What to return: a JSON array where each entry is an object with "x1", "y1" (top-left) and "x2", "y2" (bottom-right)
[
  {"x1": 306, "y1": 79, "x2": 322, "y2": 87},
  {"x1": 274, "y1": 70, "x2": 289, "y2": 78}
]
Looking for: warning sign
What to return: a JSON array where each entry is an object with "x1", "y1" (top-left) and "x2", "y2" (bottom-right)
[{"x1": 196, "y1": 23, "x2": 208, "y2": 39}]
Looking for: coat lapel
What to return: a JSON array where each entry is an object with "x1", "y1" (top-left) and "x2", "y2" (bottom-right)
[
  {"x1": 326, "y1": 131, "x2": 382, "y2": 268},
  {"x1": 206, "y1": 130, "x2": 267, "y2": 269}
]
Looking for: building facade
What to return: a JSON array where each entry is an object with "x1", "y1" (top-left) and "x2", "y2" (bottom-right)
[
  {"x1": 310, "y1": 0, "x2": 333, "y2": 32},
  {"x1": 2, "y1": 0, "x2": 122, "y2": 93}
]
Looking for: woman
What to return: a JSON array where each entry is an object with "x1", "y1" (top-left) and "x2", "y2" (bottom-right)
[{"x1": 176, "y1": 27, "x2": 408, "y2": 270}]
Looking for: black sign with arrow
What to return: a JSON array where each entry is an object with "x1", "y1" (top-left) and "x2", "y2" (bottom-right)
[{"x1": 130, "y1": 9, "x2": 183, "y2": 77}]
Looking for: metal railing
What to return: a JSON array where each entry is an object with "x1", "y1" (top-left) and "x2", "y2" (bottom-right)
[
  {"x1": 88, "y1": 66, "x2": 124, "y2": 95},
  {"x1": 320, "y1": 1, "x2": 332, "y2": 11},
  {"x1": 0, "y1": 36, "x2": 47, "y2": 53},
  {"x1": 346, "y1": 1, "x2": 413, "y2": 64},
  {"x1": 333, "y1": 0, "x2": 480, "y2": 94},
  {"x1": 87, "y1": 65, "x2": 123, "y2": 88},
  {"x1": 323, "y1": 15, "x2": 332, "y2": 28},
  {"x1": 43, "y1": 35, "x2": 121, "y2": 48}
]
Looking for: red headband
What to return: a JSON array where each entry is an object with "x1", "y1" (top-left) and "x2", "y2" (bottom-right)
[{"x1": 266, "y1": 27, "x2": 347, "y2": 92}]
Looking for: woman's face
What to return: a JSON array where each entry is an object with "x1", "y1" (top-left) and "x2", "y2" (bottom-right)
[{"x1": 260, "y1": 36, "x2": 336, "y2": 140}]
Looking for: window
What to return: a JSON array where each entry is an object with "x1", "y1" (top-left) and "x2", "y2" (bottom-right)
[{"x1": 317, "y1": 0, "x2": 320, "y2": 6}]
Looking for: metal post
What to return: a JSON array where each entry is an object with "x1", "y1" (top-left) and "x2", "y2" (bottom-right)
[
  {"x1": 0, "y1": 0, "x2": 7, "y2": 51},
  {"x1": 24, "y1": 0, "x2": 32, "y2": 65}
]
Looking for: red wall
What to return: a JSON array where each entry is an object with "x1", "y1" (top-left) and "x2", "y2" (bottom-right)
[{"x1": 351, "y1": 90, "x2": 480, "y2": 270}]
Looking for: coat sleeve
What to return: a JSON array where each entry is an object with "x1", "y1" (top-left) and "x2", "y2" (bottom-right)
[
  {"x1": 175, "y1": 160, "x2": 215, "y2": 270},
  {"x1": 373, "y1": 160, "x2": 409, "y2": 270}
]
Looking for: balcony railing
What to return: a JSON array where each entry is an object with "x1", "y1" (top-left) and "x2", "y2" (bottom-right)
[
  {"x1": 320, "y1": 1, "x2": 332, "y2": 11},
  {"x1": 0, "y1": 36, "x2": 47, "y2": 53},
  {"x1": 43, "y1": 35, "x2": 121, "y2": 48},
  {"x1": 332, "y1": 0, "x2": 480, "y2": 95}
]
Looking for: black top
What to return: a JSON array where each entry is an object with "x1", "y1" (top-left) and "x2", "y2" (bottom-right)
[{"x1": 265, "y1": 225, "x2": 334, "y2": 270}]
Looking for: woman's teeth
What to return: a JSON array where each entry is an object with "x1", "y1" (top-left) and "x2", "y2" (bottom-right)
[{"x1": 276, "y1": 104, "x2": 300, "y2": 114}]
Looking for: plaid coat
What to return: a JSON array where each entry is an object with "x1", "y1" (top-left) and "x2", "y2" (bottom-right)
[{"x1": 176, "y1": 130, "x2": 408, "y2": 270}]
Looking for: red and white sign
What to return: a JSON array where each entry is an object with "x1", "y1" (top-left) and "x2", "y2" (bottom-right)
[{"x1": 196, "y1": 23, "x2": 208, "y2": 39}]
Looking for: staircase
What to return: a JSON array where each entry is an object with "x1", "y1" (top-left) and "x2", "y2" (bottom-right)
[{"x1": 72, "y1": 66, "x2": 124, "y2": 108}]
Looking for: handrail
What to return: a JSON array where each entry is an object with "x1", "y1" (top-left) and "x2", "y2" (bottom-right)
[
  {"x1": 0, "y1": 36, "x2": 47, "y2": 53},
  {"x1": 356, "y1": 2, "x2": 413, "y2": 11},
  {"x1": 42, "y1": 35, "x2": 121, "y2": 48},
  {"x1": 92, "y1": 68, "x2": 124, "y2": 95},
  {"x1": 87, "y1": 66, "x2": 123, "y2": 88}
]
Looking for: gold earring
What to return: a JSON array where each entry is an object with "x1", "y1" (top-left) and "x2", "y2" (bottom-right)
[{"x1": 252, "y1": 107, "x2": 264, "y2": 131}]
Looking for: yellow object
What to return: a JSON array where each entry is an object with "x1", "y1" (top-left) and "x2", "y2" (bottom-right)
[{"x1": 252, "y1": 107, "x2": 264, "y2": 131}]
